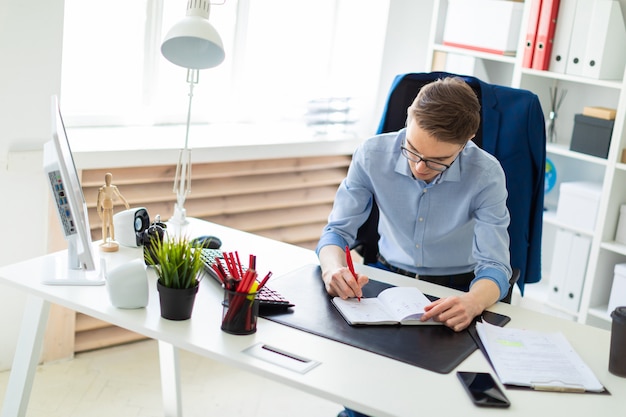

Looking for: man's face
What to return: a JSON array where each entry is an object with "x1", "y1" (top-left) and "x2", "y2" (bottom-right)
[{"x1": 403, "y1": 118, "x2": 464, "y2": 183}]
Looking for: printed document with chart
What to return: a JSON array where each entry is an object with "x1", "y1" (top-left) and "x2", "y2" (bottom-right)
[{"x1": 476, "y1": 321, "x2": 605, "y2": 392}]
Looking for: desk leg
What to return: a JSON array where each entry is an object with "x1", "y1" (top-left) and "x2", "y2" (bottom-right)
[
  {"x1": 1, "y1": 295, "x2": 50, "y2": 417},
  {"x1": 158, "y1": 340, "x2": 183, "y2": 417}
]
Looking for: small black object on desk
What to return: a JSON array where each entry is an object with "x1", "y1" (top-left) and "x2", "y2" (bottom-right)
[
  {"x1": 192, "y1": 235, "x2": 222, "y2": 249},
  {"x1": 140, "y1": 216, "x2": 167, "y2": 265}
]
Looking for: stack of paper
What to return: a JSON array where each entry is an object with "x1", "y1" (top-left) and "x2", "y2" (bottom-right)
[{"x1": 476, "y1": 321, "x2": 604, "y2": 392}]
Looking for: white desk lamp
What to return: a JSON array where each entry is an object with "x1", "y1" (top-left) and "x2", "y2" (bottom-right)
[{"x1": 161, "y1": 0, "x2": 225, "y2": 225}]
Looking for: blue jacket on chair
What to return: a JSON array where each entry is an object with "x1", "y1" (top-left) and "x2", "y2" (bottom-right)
[{"x1": 374, "y1": 72, "x2": 546, "y2": 293}]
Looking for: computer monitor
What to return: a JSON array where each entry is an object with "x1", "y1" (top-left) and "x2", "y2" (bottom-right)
[{"x1": 42, "y1": 95, "x2": 103, "y2": 285}]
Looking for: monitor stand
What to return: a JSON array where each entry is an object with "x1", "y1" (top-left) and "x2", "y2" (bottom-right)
[{"x1": 41, "y1": 253, "x2": 105, "y2": 286}]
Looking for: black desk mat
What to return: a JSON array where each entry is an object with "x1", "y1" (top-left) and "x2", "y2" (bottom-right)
[{"x1": 261, "y1": 264, "x2": 510, "y2": 374}]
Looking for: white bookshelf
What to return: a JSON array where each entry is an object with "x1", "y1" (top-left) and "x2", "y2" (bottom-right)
[{"x1": 425, "y1": 0, "x2": 626, "y2": 329}]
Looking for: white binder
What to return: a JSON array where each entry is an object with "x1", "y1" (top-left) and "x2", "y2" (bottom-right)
[
  {"x1": 560, "y1": 233, "x2": 591, "y2": 312},
  {"x1": 548, "y1": 0, "x2": 578, "y2": 73},
  {"x1": 548, "y1": 229, "x2": 591, "y2": 312},
  {"x1": 565, "y1": 0, "x2": 594, "y2": 76},
  {"x1": 548, "y1": 229, "x2": 572, "y2": 306},
  {"x1": 582, "y1": 0, "x2": 626, "y2": 80}
]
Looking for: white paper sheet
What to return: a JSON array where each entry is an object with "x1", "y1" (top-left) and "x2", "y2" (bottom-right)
[{"x1": 476, "y1": 321, "x2": 604, "y2": 392}]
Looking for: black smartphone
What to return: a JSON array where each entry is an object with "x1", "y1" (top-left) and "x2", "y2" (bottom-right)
[{"x1": 457, "y1": 371, "x2": 511, "y2": 408}]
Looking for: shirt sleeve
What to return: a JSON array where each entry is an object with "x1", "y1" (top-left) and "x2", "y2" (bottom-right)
[
  {"x1": 469, "y1": 160, "x2": 512, "y2": 299},
  {"x1": 315, "y1": 144, "x2": 374, "y2": 255}
]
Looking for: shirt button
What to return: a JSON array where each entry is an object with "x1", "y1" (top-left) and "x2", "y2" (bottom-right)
[
  {"x1": 418, "y1": 217, "x2": 424, "y2": 222},
  {"x1": 415, "y1": 244, "x2": 420, "y2": 248},
  {"x1": 423, "y1": 189, "x2": 427, "y2": 193}
]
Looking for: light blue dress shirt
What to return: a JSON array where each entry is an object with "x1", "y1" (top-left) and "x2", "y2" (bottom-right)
[{"x1": 316, "y1": 128, "x2": 512, "y2": 299}]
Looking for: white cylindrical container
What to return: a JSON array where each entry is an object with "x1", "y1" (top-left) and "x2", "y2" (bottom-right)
[{"x1": 106, "y1": 259, "x2": 149, "y2": 309}]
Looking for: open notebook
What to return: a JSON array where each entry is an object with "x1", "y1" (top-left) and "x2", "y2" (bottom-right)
[{"x1": 332, "y1": 286, "x2": 441, "y2": 325}]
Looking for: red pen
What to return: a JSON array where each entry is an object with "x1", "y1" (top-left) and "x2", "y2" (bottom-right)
[
  {"x1": 345, "y1": 245, "x2": 360, "y2": 301},
  {"x1": 257, "y1": 271, "x2": 273, "y2": 290}
]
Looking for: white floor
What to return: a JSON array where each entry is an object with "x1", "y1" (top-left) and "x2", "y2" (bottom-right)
[{"x1": 0, "y1": 339, "x2": 343, "y2": 417}]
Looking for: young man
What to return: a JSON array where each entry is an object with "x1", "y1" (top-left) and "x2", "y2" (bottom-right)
[{"x1": 317, "y1": 77, "x2": 512, "y2": 336}]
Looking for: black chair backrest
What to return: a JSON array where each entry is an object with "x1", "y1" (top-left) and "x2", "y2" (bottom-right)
[{"x1": 376, "y1": 72, "x2": 483, "y2": 146}]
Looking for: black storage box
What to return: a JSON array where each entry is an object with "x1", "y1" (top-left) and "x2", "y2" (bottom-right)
[{"x1": 570, "y1": 114, "x2": 614, "y2": 158}]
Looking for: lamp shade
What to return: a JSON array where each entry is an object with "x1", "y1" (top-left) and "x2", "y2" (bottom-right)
[{"x1": 161, "y1": 0, "x2": 225, "y2": 70}]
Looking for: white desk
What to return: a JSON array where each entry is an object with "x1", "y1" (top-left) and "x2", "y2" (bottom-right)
[{"x1": 1, "y1": 219, "x2": 625, "y2": 417}]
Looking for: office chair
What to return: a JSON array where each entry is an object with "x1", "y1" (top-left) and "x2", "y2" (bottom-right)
[{"x1": 353, "y1": 72, "x2": 546, "y2": 302}]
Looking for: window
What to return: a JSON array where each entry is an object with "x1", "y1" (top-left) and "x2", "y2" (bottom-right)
[{"x1": 61, "y1": 0, "x2": 389, "y2": 141}]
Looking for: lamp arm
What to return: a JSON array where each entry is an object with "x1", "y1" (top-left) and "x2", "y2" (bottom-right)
[
  {"x1": 171, "y1": 69, "x2": 199, "y2": 223},
  {"x1": 183, "y1": 68, "x2": 199, "y2": 150}
]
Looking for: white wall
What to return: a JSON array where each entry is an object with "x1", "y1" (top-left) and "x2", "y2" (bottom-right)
[
  {"x1": 371, "y1": 0, "x2": 434, "y2": 131},
  {"x1": 0, "y1": 0, "x2": 64, "y2": 370},
  {"x1": 0, "y1": 0, "x2": 434, "y2": 371}
]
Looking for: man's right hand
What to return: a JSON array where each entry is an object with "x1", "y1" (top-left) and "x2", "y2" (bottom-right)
[{"x1": 318, "y1": 245, "x2": 368, "y2": 299}]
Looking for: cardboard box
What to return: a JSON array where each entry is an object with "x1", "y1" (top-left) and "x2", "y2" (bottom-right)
[
  {"x1": 570, "y1": 114, "x2": 614, "y2": 158},
  {"x1": 583, "y1": 106, "x2": 617, "y2": 120},
  {"x1": 443, "y1": 0, "x2": 524, "y2": 55},
  {"x1": 608, "y1": 263, "x2": 626, "y2": 313},
  {"x1": 556, "y1": 181, "x2": 603, "y2": 232}
]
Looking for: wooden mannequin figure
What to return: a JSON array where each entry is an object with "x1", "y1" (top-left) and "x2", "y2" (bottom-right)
[{"x1": 97, "y1": 172, "x2": 129, "y2": 252}]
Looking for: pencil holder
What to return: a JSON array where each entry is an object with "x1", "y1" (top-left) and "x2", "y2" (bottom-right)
[{"x1": 221, "y1": 288, "x2": 259, "y2": 335}]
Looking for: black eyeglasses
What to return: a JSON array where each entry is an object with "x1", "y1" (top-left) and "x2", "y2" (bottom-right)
[{"x1": 400, "y1": 143, "x2": 454, "y2": 172}]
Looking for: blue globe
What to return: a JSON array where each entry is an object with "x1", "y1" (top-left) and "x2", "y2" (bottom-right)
[{"x1": 545, "y1": 158, "x2": 556, "y2": 194}]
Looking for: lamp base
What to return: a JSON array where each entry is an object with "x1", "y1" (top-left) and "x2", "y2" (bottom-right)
[{"x1": 169, "y1": 203, "x2": 189, "y2": 225}]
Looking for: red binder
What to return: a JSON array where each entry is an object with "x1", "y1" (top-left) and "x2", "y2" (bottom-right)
[
  {"x1": 532, "y1": 0, "x2": 561, "y2": 70},
  {"x1": 522, "y1": 0, "x2": 543, "y2": 68}
]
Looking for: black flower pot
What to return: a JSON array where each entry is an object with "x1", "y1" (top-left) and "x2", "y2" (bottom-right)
[{"x1": 157, "y1": 280, "x2": 199, "y2": 320}]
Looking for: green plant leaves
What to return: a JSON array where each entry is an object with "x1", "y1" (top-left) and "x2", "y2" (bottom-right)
[{"x1": 144, "y1": 234, "x2": 203, "y2": 289}]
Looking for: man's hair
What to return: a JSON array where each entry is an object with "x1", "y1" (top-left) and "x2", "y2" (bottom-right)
[{"x1": 407, "y1": 77, "x2": 481, "y2": 145}]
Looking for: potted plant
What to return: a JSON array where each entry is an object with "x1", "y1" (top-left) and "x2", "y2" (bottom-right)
[{"x1": 144, "y1": 233, "x2": 204, "y2": 320}]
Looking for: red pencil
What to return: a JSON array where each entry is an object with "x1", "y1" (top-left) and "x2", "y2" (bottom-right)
[
  {"x1": 211, "y1": 263, "x2": 225, "y2": 284},
  {"x1": 225, "y1": 252, "x2": 240, "y2": 280},
  {"x1": 345, "y1": 245, "x2": 360, "y2": 301},
  {"x1": 234, "y1": 251, "x2": 244, "y2": 278},
  {"x1": 257, "y1": 271, "x2": 273, "y2": 290},
  {"x1": 237, "y1": 268, "x2": 257, "y2": 293}
]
